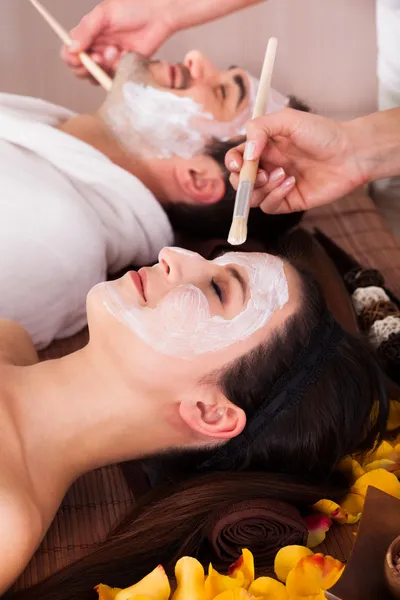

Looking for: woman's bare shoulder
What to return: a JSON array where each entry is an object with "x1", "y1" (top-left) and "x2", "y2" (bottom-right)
[
  {"x1": 0, "y1": 475, "x2": 43, "y2": 593},
  {"x1": 0, "y1": 319, "x2": 38, "y2": 367}
]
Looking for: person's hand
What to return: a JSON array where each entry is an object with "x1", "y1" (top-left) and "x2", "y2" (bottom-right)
[
  {"x1": 62, "y1": 0, "x2": 174, "y2": 83},
  {"x1": 225, "y1": 109, "x2": 366, "y2": 214}
]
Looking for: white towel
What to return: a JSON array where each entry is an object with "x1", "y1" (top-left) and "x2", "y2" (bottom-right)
[{"x1": 0, "y1": 94, "x2": 173, "y2": 348}]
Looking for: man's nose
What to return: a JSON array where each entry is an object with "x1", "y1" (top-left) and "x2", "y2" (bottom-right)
[{"x1": 183, "y1": 50, "x2": 219, "y2": 82}]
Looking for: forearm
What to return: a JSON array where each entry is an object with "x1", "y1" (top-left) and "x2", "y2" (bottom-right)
[
  {"x1": 346, "y1": 108, "x2": 400, "y2": 184},
  {"x1": 168, "y1": 0, "x2": 265, "y2": 32}
]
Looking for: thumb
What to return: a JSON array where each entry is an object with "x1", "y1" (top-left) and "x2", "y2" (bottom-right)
[
  {"x1": 244, "y1": 109, "x2": 298, "y2": 160},
  {"x1": 69, "y1": 6, "x2": 107, "y2": 52}
]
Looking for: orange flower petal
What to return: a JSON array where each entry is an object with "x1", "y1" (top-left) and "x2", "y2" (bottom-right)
[
  {"x1": 205, "y1": 564, "x2": 242, "y2": 600},
  {"x1": 248, "y1": 576, "x2": 288, "y2": 599},
  {"x1": 304, "y1": 515, "x2": 332, "y2": 548},
  {"x1": 228, "y1": 549, "x2": 255, "y2": 588},
  {"x1": 114, "y1": 565, "x2": 170, "y2": 600},
  {"x1": 95, "y1": 584, "x2": 122, "y2": 600},
  {"x1": 274, "y1": 546, "x2": 314, "y2": 583},
  {"x1": 172, "y1": 556, "x2": 205, "y2": 600},
  {"x1": 286, "y1": 554, "x2": 344, "y2": 599}
]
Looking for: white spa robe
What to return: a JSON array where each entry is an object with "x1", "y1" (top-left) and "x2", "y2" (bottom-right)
[{"x1": 0, "y1": 94, "x2": 173, "y2": 348}]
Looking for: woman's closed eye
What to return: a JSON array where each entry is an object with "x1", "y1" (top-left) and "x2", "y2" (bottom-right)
[{"x1": 211, "y1": 278, "x2": 224, "y2": 303}]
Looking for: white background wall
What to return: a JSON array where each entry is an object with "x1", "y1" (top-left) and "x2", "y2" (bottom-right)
[{"x1": 0, "y1": 0, "x2": 377, "y2": 118}]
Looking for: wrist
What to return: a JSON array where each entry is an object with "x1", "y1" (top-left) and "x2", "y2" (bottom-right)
[{"x1": 344, "y1": 109, "x2": 400, "y2": 185}]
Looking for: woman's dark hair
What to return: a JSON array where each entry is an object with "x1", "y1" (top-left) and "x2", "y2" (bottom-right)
[{"x1": 11, "y1": 262, "x2": 389, "y2": 600}]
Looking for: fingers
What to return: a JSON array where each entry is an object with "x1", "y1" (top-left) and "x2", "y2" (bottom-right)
[
  {"x1": 229, "y1": 166, "x2": 298, "y2": 214},
  {"x1": 61, "y1": 42, "x2": 120, "y2": 82},
  {"x1": 69, "y1": 5, "x2": 108, "y2": 53}
]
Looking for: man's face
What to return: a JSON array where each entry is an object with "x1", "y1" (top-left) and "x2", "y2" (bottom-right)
[
  {"x1": 148, "y1": 51, "x2": 251, "y2": 125},
  {"x1": 104, "y1": 50, "x2": 287, "y2": 158}
]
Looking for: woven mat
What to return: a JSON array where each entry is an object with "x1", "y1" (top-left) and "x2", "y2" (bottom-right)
[{"x1": 14, "y1": 188, "x2": 400, "y2": 590}]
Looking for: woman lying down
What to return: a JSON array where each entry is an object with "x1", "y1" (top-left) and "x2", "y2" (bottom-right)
[{"x1": 1, "y1": 244, "x2": 389, "y2": 597}]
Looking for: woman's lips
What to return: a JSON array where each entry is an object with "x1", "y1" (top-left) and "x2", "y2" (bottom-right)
[{"x1": 130, "y1": 270, "x2": 146, "y2": 301}]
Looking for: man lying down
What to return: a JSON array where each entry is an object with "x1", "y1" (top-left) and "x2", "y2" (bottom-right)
[{"x1": 0, "y1": 49, "x2": 308, "y2": 348}]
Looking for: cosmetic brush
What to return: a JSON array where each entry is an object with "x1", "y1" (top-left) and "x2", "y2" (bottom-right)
[
  {"x1": 28, "y1": 0, "x2": 113, "y2": 92},
  {"x1": 228, "y1": 37, "x2": 278, "y2": 246}
]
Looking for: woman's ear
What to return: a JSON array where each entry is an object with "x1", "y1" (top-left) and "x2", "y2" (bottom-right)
[
  {"x1": 174, "y1": 155, "x2": 225, "y2": 205},
  {"x1": 179, "y1": 392, "x2": 246, "y2": 442}
]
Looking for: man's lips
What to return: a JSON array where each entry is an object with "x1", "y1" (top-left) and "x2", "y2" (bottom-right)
[
  {"x1": 168, "y1": 63, "x2": 191, "y2": 89},
  {"x1": 130, "y1": 270, "x2": 146, "y2": 301}
]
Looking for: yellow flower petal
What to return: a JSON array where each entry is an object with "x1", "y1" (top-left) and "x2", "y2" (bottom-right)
[
  {"x1": 286, "y1": 554, "x2": 343, "y2": 599},
  {"x1": 362, "y1": 441, "x2": 394, "y2": 467},
  {"x1": 95, "y1": 584, "x2": 122, "y2": 600},
  {"x1": 172, "y1": 556, "x2": 205, "y2": 600},
  {"x1": 339, "y1": 492, "x2": 363, "y2": 519},
  {"x1": 351, "y1": 468, "x2": 400, "y2": 499},
  {"x1": 205, "y1": 564, "x2": 242, "y2": 600},
  {"x1": 364, "y1": 459, "x2": 397, "y2": 472},
  {"x1": 311, "y1": 499, "x2": 359, "y2": 525},
  {"x1": 228, "y1": 549, "x2": 255, "y2": 588},
  {"x1": 114, "y1": 565, "x2": 170, "y2": 600},
  {"x1": 338, "y1": 457, "x2": 365, "y2": 484},
  {"x1": 274, "y1": 546, "x2": 314, "y2": 583},
  {"x1": 387, "y1": 400, "x2": 400, "y2": 431},
  {"x1": 248, "y1": 576, "x2": 288, "y2": 599},
  {"x1": 212, "y1": 590, "x2": 261, "y2": 600}
]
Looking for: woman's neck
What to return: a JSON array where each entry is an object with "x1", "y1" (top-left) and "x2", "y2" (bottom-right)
[{"x1": 6, "y1": 344, "x2": 182, "y2": 493}]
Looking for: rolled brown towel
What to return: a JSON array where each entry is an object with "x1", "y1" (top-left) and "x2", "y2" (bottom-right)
[{"x1": 202, "y1": 499, "x2": 308, "y2": 568}]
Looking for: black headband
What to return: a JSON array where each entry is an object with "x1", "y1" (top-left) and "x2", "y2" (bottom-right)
[{"x1": 196, "y1": 308, "x2": 345, "y2": 472}]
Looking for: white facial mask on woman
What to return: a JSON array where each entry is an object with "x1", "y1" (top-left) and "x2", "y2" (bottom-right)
[{"x1": 101, "y1": 250, "x2": 289, "y2": 359}]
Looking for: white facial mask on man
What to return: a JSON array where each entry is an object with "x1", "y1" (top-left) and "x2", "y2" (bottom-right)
[{"x1": 101, "y1": 249, "x2": 289, "y2": 359}]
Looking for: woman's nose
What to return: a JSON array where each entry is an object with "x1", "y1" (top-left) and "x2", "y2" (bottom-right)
[
  {"x1": 158, "y1": 247, "x2": 204, "y2": 283},
  {"x1": 183, "y1": 50, "x2": 219, "y2": 82}
]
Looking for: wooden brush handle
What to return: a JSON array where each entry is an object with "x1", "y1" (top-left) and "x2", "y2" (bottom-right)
[
  {"x1": 239, "y1": 159, "x2": 260, "y2": 183},
  {"x1": 29, "y1": 0, "x2": 112, "y2": 91}
]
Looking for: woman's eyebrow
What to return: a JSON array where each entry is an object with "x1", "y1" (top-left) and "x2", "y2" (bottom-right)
[
  {"x1": 227, "y1": 266, "x2": 247, "y2": 303},
  {"x1": 233, "y1": 74, "x2": 246, "y2": 108}
]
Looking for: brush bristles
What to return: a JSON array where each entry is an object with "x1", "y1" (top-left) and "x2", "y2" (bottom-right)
[{"x1": 228, "y1": 217, "x2": 248, "y2": 246}]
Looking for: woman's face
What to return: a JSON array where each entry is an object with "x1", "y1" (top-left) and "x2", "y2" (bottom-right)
[{"x1": 87, "y1": 249, "x2": 300, "y2": 390}]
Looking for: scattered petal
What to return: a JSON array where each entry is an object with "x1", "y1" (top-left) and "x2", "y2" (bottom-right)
[
  {"x1": 248, "y1": 576, "x2": 288, "y2": 599},
  {"x1": 212, "y1": 590, "x2": 261, "y2": 600},
  {"x1": 311, "y1": 499, "x2": 359, "y2": 525},
  {"x1": 362, "y1": 441, "x2": 394, "y2": 467},
  {"x1": 286, "y1": 554, "x2": 344, "y2": 599},
  {"x1": 304, "y1": 515, "x2": 332, "y2": 548},
  {"x1": 205, "y1": 564, "x2": 242, "y2": 600},
  {"x1": 228, "y1": 549, "x2": 255, "y2": 588},
  {"x1": 114, "y1": 565, "x2": 170, "y2": 600},
  {"x1": 351, "y1": 468, "x2": 400, "y2": 499},
  {"x1": 274, "y1": 546, "x2": 314, "y2": 583},
  {"x1": 387, "y1": 400, "x2": 400, "y2": 431},
  {"x1": 364, "y1": 459, "x2": 398, "y2": 472},
  {"x1": 172, "y1": 556, "x2": 205, "y2": 600},
  {"x1": 338, "y1": 457, "x2": 365, "y2": 484},
  {"x1": 95, "y1": 584, "x2": 121, "y2": 600}
]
